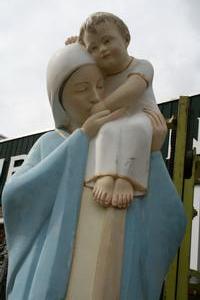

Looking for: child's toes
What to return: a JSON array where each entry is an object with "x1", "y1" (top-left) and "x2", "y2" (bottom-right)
[
  {"x1": 100, "y1": 193, "x2": 109, "y2": 207},
  {"x1": 120, "y1": 196, "x2": 126, "y2": 208},
  {"x1": 112, "y1": 194, "x2": 118, "y2": 207},
  {"x1": 98, "y1": 191, "x2": 105, "y2": 202},
  {"x1": 96, "y1": 189, "x2": 103, "y2": 202},
  {"x1": 126, "y1": 196, "x2": 131, "y2": 208},
  {"x1": 104, "y1": 195, "x2": 111, "y2": 207},
  {"x1": 125, "y1": 195, "x2": 130, "y2": 208},
  {"x1": 128, "y1": 194, "x2": 133, "y2": 206},
  {"x1": 93, "y1": 187, "x2": 98, "y2": 199},
  {"x1": 117, "y1": 195, "x2": 123, "y2": 209}
]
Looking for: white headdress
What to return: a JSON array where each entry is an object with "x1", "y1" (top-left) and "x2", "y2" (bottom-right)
[{"x1": 47, "y1": 43, "x2": 95, "y2": 128}]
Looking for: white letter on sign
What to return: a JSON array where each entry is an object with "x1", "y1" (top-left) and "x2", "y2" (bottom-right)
[{"x1": 6, "y1": 154, "x2": 27, "y2": 180}]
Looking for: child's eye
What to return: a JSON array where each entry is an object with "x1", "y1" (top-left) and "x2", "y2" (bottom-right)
[
  {"x1": 104, "y1": 39, "x2": 110, "y2": 44},
  {"x1": 90, "y1": 46, "x2": 98, "y2": 52}
]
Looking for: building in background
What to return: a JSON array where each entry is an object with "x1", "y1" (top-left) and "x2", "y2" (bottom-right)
[{"x1": 0, "y1": 135, "x2": 6, "y2": 140}]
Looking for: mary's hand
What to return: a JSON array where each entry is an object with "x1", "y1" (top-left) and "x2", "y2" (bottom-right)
[
  {"x1": 81, "y1": 108, "x2": 126, "y2": 139},
  {"x1": 144, "y1": 109, "x2": 167, "y2": 152},
  {"x1": 90, "y1": 101, "x2": 107, "y2": 114}
]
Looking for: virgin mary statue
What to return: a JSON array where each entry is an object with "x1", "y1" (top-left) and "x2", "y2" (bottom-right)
[{"x1": 2, "y1": 44, "x2": 186, "y2": 300}]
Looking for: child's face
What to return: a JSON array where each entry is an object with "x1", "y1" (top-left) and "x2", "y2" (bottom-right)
[{"x1": 83, "y1": 21, "x2": 129, "y2": 75}]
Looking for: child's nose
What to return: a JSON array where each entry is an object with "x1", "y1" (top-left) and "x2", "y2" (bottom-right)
[{"x1": 99, "y1": 44, "x2": 108, "y2": 54}]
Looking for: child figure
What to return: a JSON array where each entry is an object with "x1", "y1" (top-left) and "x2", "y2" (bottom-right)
[{"x1": 67, "y1": 12, "x2": 160, "y2": 208}]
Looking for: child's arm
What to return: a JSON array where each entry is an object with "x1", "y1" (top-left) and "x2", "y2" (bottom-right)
[
  {"x1": 107, "y1": 73, "x2": 148, "y2": 111},
  {"x1": 92, "y1": 61, "x2": 153, "y2": 113},
  {"x1": 91, "y1": 75, "x2": 147, "y2": 113}
]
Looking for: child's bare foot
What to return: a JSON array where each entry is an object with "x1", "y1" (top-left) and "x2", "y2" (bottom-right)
[
  {"x1": 93, "y1": 176, "x2": 114, "y2": 207},
  {"x1": 112, "y1": 178, "x2": 134, "y2": 209}
]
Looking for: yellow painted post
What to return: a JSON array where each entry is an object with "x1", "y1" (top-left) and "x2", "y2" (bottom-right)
[
  {"x1": 164, "y1": 96, "x2": 189, "y2": 300},
  {"x1": 176, "y1": 151, "x2": 196, "y2": 300}
]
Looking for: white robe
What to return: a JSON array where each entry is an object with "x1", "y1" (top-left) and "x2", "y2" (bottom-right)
[{"x1": 85, "y1": 58, "x2": 160, "y2": 195}]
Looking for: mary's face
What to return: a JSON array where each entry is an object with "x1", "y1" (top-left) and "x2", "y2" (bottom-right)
[{"x1": 61, "y1": 64, "x2": 104, "y2": 126}]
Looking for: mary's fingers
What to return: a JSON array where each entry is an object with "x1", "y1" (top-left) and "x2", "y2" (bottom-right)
[
  {"x1": 159, "y1": 113, "x2": 168, "y2": 127},
  {"x1": 91, "y1": 109, "x2": 111, "y2": 118},
  {"x1": 143, "y1": 109, "x2": 159, "y2": 122},
  {"x1": 153, "y1": 110, "x2": 167, "y2": 127},
  {"x1": 156, "y1": 112, "x2": 168, "y2": 132},
  {"x1": 144, "y1": 109, "x2": 158, "y2": 127},
  {"x1": 144, "y1": 109, "x2": 166, "y2": 127}
]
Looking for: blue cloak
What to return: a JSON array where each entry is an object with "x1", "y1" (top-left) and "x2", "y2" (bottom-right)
[{"x1": 2, "y1": 129, "x2": 186, "y2": 300}]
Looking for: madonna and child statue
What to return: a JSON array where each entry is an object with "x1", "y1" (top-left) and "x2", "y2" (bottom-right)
[{"x1": 2, "y1": 12, "x2": 186, "y2": 300}]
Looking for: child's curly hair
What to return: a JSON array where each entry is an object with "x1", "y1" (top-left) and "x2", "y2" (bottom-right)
[{"x1": 79, "y1": 12, "x2": 131, "y2": 46}]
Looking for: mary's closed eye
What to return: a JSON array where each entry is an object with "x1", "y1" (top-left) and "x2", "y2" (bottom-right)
[{"x1": 74, "y1": 83, "x2": 89, "y2": 92}]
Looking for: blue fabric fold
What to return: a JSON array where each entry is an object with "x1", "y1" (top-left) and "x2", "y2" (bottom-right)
[
  {"x1": 2, "y1": 130, "x2": 186, "y2": 300},
  {"x1": 120, "y1": 152, "x2": 186, "y2": 300},
  {"x1": 2, "y1": 129, "x2": 89, "y2": 300}
]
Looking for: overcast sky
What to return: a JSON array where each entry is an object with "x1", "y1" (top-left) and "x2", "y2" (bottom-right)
[{"x1": 0, "y1": 0, "x2": 200, "y2": 138}]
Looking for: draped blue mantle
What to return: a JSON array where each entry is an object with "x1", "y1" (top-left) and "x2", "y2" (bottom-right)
[{"x1": 2, "y1": 129, "x2": 186, "y2": 300}]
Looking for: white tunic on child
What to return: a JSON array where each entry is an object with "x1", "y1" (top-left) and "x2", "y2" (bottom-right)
[{"x1": 85, "y1": 58, "x2": 160, "y2": 196}]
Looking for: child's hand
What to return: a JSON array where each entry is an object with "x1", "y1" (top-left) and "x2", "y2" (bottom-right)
[
  {"x1": 91, "y1": 101, "x2": 107, "y2": 114},
  {"x1": 65, "y1": 36, "x2": 79, "y2": 45}
]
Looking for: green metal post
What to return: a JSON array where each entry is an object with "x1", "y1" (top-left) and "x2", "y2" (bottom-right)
[
  {"x1": 164, "y1": 96, "x2": 189, "y2": 300},
  {"x1": 176, "y1": 151, "x2": 196, "y2": 299}
]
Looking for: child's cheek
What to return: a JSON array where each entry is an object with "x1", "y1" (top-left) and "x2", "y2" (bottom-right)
[{"x1": 93, "y1": 54, "x2": 101, "y2": 63}]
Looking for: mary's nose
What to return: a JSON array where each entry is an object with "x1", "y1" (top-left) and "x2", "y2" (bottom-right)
[{"x1": 91, "y1": 88, "x2": 101, "y2": 104}]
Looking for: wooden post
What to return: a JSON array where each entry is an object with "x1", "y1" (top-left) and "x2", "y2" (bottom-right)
[
  {"x1": 164, "y1": 96, "x2": 189, "y2": 300},
  {"x1": 176, "y1": 150, "x2": 196, "y2": 299}
]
